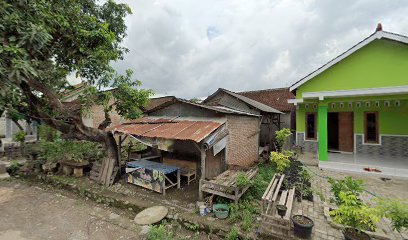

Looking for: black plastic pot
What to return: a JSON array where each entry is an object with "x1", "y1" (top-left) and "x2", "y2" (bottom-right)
[
  {"x1": 291, "y1": 215, "x2": 314, "y2": 239},
  {"x1": 343, "y1": 228, "x2": 371, "y2": 240},
  {"x1": 276, "y1": 204, "x2": 287, "y2": 218}
]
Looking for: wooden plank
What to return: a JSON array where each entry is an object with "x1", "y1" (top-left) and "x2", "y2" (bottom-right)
[
  {"x1": 265, "y1": 178, "x2": 278, "y2": 201},
  {"x1": 262, "y1": 174, "x2": 276, "y2": 200},
  {"x1": 278, "y1": 190, "x2": 288, "y2": 205},
  {"x1": 201, "y1": 188, "x2": 235, "y2": 200},
  {"x1": 284, "y1": 187, "x2": 295, "y2": 220},
  {"x1": 272, "y1": 174, "x2": 285, "y2": 202}
]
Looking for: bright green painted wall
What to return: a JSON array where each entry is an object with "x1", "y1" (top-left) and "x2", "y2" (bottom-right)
[
  {"x1": 296, "y1": 99, "x2": 408, "y2": 135},
  {"x1": 296, "y1": 39, "x2": 408, "y2": 99}
]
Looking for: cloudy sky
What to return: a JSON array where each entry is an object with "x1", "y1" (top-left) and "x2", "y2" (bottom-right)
[{"x1": 112, "y1": 0, "x2": 408, "y2": 99}]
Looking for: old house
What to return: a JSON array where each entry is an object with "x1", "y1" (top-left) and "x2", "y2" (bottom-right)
[
  {"x1": 202, "y1": 88, "x2": 282, "y2": 148},
  {"x1": 239, "y1": 87, "x2": 296, "y2": 142},
  {"x1": 288, "y1": 25, "x2": 408, "y2": 177},
  {"x1": 110, "y1": 98, "x2": 261, "y2": 181}
]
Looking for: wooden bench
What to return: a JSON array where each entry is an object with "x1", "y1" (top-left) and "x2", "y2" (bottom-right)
[
  {"x1": 199, "y1": 168, "x2": 258, "y2": 203},
  {"x1": 163, "y1": 158, "x2": 197, "y2": 185},
  {"x1": 260, "y1": 173, "x2": 296, "y2": 238}
]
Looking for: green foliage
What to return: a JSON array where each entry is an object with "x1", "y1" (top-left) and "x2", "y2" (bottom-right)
[
  {"x1": 270, "y1": 151, "x2": 292, "y2": 174},
  {"x1": 235, "y1": 172, "x2": 252, "y2": 188},
  {"x1": 224, "y1": 227, "x2": 239, "y2": 240},
  {"x1": 229, "y1": 200, "x2": 259, "y2": 232},
  {"x1": 0, "y1": 0, "x2": 152, "y2": 144},
  {"x1": 241, "y1": 210, "x2": 254, "y2": 232},
  {"x1": 13, "y1": 130, "x2": 26, "y2": 143},
  {"x1": 38, "y1": 125, "x2": 60, "y2": 142},
  {"x1": 184, "y1": 223, "x2": 199, "y2": 232},
  {"x1": 8, "y1": 160, "x2": 22, "y2": 175},
  {"x1": 147, "y1": 224, "x2": 173, "y2": 240},
  {"x1": 328, "y1": 177, "x2": 364, "y2": 206},
  {"x1": 330, "y1": 191, "x2": 380, "y2": 232},
  {"x1": 274, "y1": 128, "x2": 292, "y2": 152},
  {"x1": 40, "y1": 140, "x2": 103, "y2": 163},
  {"x1": 244, "y1": 163, "x2": 275, "y2": 200},
  {"x1": 377, "y1": 198, "x2": 408, "y2": 232}
]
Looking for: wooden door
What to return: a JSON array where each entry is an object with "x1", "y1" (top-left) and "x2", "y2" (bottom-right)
[{"x1": 338, "y1": 112, "x2": 354, "y2": 152}]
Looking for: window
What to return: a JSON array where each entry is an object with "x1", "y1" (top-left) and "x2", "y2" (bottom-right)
[
  {"x1": 364, "y1": 112, "x2": 379, "y2": 143},
  {"x1": 305, "y1": 113, "x2": 317, "y2": 140}
]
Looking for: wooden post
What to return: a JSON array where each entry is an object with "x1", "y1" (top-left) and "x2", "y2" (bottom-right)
[
  {"x1": 200, "y1": 147, "x2": 206, "y2": 180},
  {"x1": 162, "y1": 172, "x2": 166, "y2": 196},
  {"x1": 118, "y1": 135, "x2": 122, "y2": 166},
  {"x1": 199, "y1": 147, "x2": 206, "y2": 200},
  {"x1": 199, "y1": 179, "x2": 203, "y2": 200},
  {"x1": 177, "y1": 169, "x2": 180, "y2": 189}
]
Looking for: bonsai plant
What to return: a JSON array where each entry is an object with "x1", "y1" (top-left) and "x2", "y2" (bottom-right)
[
  {"x1": 330, "y1": 191, "x2": 380, "y2": 240},
  {"x1": 291, "y1": 168, "x2": 314, "y2": 239}
]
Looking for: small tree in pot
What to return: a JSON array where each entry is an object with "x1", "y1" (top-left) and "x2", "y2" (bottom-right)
[
  {"x1": 330, "y1": 191, "x2": 380, "y2": 240},
  {"x1": 291, "y1": 168, "x2": 314, "y2": 239}
]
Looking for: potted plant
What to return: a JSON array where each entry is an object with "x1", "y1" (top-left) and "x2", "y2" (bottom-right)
[
  {"x1": 276, "y1": 204, "x2": 287, "y2": 218},
  {"x1": 291, "y1": 169, "x2": 314, "y2": 239},
  {"x1": 330, "y1": 191, "x2": 380, "y2": 240}
]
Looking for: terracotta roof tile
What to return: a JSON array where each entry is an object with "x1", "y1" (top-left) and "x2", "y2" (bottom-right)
[{"x1": 238, "y1": 88, "x2": 295, "y2": 112}]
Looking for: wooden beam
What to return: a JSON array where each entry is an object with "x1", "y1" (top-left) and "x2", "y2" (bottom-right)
[{"x1": 200, "y1": 147, "x2": 206, "y2": 180}]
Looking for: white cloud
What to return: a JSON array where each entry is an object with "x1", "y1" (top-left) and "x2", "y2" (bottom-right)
[{"x1": 113, "y1": 0, "x2": 408, "y2": 98}]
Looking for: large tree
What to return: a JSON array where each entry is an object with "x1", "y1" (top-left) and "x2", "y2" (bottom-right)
[{"x1": 0, "y1": 0, "x2": 153, "y2": 185}]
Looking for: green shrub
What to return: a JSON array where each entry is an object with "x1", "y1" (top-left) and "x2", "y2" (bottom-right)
[
  {"x1": 224, "y1": 227, "x2": 239, "y2": 240},
  {"x1": 8, "y1": 160, "x2": 22, "y2": 175},
  {"x1": 38, "y1": 124, "x2": 60, "y2": 142},
  {"x1": 274, "y1": 128, "x2": 292, "y2": 152},
  {"x1": 270, "y1": 151, "x2": 291, "y2": 174},
  {"x1": 241, "y1": 210, "x2": 254, "y2": 232},
  {"x1": 244, "y1": 163, "x2": 275, "y2": 200},
  {"x1": 40, "y1": 140, "x2": 103, "y2": 163},
  {"x1": 330, "y1": 191, "x2": 380, "y2": 232},
  {"x1": 328, "y1": 177, "x2": 364, "y2": 206},
  {"x1": 377, "y1": 198, "x2": 408, "y2": 232},
  {"x1": 147, "y1": 224, "x2": 173, "y2": 240},
  {"x1": 235, "y1": 172, "x2": 252, "y2": 188},
  {"x1": 13, "y1": 131, "x2": 26, "y2": 143}
]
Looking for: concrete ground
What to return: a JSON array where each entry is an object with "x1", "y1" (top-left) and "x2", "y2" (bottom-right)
[{"x1": 0, "y1": 180, "x2": 143, "y2": 240}]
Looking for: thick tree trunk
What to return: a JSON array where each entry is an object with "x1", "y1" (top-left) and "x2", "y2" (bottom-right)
[{"x1": 98, "y1": 132, "x2": 119, "y2": 185}]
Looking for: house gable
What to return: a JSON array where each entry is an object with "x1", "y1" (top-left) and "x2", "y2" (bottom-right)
[{"x1": 296, "y1": 39, "x2": 408, "y2": 99}]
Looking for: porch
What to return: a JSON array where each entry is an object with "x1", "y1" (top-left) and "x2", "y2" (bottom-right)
[{"x1": 319, "y1": 152, "x2": 408, "y2": 178}]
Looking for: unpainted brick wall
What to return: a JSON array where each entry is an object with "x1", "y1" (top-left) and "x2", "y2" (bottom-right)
[
  {"x1": 226, "y1": 115, "x2": 260, "y2": 167},
  {"x1": 89, "y1": 100, "x2": 124, "y2": 128}
]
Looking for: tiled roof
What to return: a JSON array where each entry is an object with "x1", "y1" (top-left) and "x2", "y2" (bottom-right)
[
  {"x1": 203, "y1": 88, "x2": 282, "y2": 114},
  {"x1": 141, "y1": 96, "x2": 177, "y2": 112},
  {"x1": 238, "y1": 88, "x2": 295, "y2": 112}
]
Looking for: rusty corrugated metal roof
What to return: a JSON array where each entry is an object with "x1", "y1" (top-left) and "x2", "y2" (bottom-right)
[{"x1": 110, "y1": 117, "x2": 224, "y2": 143}]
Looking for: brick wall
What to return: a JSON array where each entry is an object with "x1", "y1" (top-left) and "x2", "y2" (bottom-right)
[
  {"x1": 226, "y1": 115, "x2": 260, "y2": 167},
  {"x1": 88, "y1": 100, "x2": 124, "y2": 128}
]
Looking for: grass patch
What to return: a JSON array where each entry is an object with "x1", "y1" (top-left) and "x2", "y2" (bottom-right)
[{"x1": 243, "y1": 163, "x2": 275, "y2": 201}]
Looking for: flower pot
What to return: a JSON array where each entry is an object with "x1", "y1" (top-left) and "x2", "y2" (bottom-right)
[
  {"x1": 343, "y1": 228, "x2": 371, "y2": 240},
  {"x1": 276, "y1": 204, "x2": 287, "y2": 218},
  {"x1": 291, "y1": 215, "x2": 314, "y2": 239}
]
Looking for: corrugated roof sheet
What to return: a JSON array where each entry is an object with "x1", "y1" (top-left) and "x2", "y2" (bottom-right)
[{"x1": 110, "y1": 117, "x2": 224, "y2": 143}]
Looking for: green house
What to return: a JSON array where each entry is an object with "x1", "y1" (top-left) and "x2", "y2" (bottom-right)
[{"x1": 289, "y1": 26, "x2": 408, "y2": 177}]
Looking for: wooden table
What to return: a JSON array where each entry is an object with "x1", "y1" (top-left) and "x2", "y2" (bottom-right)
[{"x1": 126, "y1": 159, "x2": 180, "y2": 196}]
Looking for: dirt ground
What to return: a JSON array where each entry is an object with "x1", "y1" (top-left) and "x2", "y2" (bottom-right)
[{"x1": 0, "y1": 180, "x2": 144, "y2": 240}]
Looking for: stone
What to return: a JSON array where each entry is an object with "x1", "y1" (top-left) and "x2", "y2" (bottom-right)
[
  {"x1": 0, "y1": 162, "x2": 7, "y2": 174},
  {"x1": 134, "y1": 206, "x2": 168, "y2": 225},
  {"x1": 73, "y1": 167, "x2": 83, "y2": 177},
  {"x1": 206, "y1": 217, "x2": 215, "y2": 221},
  {"x1": 140, "y1": 225, "x2": 150, "y2": 235}
]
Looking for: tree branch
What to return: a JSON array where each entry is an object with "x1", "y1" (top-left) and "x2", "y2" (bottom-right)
[{"x1": 98, "y1": 109, "x2": 112, "y2": 130}]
